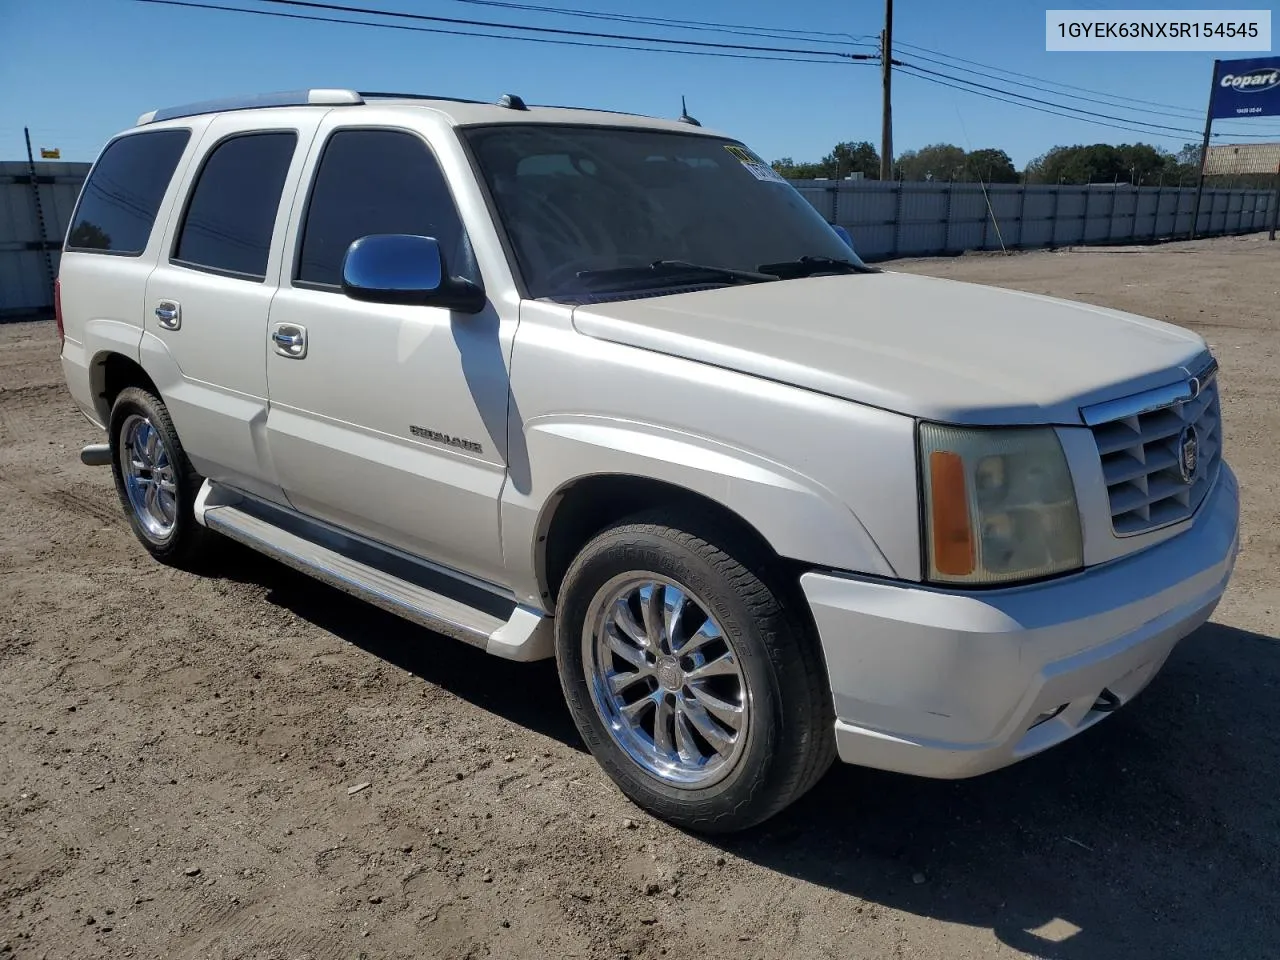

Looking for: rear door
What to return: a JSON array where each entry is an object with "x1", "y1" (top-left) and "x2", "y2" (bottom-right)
[
  {"x1": 263, "y1": 119, "x2": 514, "y2": 586},
  {"x1": 141, "y1": 110, "x2": 320, "y2": 504}
]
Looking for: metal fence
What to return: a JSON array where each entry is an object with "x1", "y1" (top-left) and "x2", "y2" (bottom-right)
[
  {"x1": 1, "y1": 163, "x2": 1277, "y2": 319},
  {"x1": 792, "y1": 178, "x2": 1278, "y2": 261},
  {"x1": 0, "y1": 160, "x2": 92, "y2": 319}
]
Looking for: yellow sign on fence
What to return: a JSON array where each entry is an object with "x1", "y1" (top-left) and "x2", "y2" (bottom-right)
[{"x1": 39, "y1": 147, "x2": 60, "y2": 159}]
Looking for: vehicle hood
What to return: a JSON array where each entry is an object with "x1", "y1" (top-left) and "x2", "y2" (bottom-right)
[{"x1": 570, "y1": 271, "x2": 1208, "y2": 425}]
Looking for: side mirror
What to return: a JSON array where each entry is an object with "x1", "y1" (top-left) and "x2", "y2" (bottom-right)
[
  {"x1": 832, "y1": 224, "x2": 855, "y2": 251},
  {"x1": 341, "y1": 234, "x2": 485, "y2": 313}
]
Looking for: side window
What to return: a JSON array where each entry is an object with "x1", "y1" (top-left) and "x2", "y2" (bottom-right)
[
  {"x1": 296, "y1": 128, "x2": 476, "y2": 288},
  {"x1": 173, "y1": 131, "x2": 298, "y2": 280},
  {"x1": 66, "y1": 129, "x2": 191, "y2": 255}
]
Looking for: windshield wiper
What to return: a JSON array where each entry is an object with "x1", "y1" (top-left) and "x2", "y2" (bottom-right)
[
  {"x1": 565, "y1": 259, "x2": 778, "y2": 291},
  {"x1": 757, "y1": 256, "x2": 879, "y2": 279}
]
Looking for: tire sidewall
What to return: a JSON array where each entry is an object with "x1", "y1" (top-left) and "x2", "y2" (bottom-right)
[
  {"x1": 555, "y1": 523, "x2": 788, "y2": 826},
  {"x1": 108, "y1": 388, "x2": 197, "y2": 562}
]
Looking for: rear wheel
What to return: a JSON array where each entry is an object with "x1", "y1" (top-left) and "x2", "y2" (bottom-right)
[
  {"x1": 108, "y1": 387, "x2": 210, "y2": 566},
  {"x1": 554, "y1": 511, "x2": 835, "y2": 833}
]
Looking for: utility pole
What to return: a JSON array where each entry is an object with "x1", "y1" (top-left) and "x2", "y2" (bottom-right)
[
  {"x1": 879, "y1": 0, "x2": 893, "y2": 181},
  {"x1": 1189, "y1": 58, "x2": 1219, "y2": 241}
]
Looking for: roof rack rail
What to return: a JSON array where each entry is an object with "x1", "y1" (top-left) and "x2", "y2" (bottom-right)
[
  {"x1": 137, "y1": 88, "x2": 363, "y2": 126},
  {"x1": 528, "y1": 103, "x2": 649, "y2": 120},
  {"x1": 526, "y1": 101, "x2": 706, "y2": 126},
  {"x1": 357, "y1": 91, "x2": 485, "y2": 105}
]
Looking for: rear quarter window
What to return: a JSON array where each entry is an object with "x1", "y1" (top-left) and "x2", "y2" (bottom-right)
[{"x1": 66, "y1": 129, "x2": 191, "y2": 256}]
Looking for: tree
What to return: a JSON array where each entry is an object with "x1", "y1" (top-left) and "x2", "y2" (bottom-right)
[
  {"x1": 823, "y1": 141, "x2": 880, "y2": 179},
  {"x1": 771, "y1": 157, "x2": 827, "y2": 179},
  {"x1": 1116, "y1": 143, "x2": 1177, "y2": 185},
  {"x1": 1175, "y1": 141, "x2": 1202, "y2": 168},
  {"x1": 895, "y1": 143, "x2": 966, "y2": 181},
  {"x1": 773, "y1": 142, "x2": 879, "y2": 180},
  {"x1": 1024, "y1": 142, "x2": 1182, "y2": 184},
  {"x1": 964, "y1": 148, "x2": 1019, "y2": 183}
]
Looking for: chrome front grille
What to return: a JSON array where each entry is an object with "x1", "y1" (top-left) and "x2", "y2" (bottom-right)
[{"x1": 1085, "y1": 360, "x2": 1222, "y2": 536}]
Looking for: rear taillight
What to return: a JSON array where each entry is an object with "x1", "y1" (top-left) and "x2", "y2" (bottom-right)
[{"x1": 54, "y1": 278, "x2": 64, "y2": 349}]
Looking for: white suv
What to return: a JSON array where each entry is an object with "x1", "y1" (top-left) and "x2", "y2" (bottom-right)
[{"x1": 56, "y1": 89, "x2": 1239, "y2": 832}]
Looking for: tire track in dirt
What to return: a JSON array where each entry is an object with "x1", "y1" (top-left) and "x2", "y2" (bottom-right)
[
  {"x1": 0, "y1": 468, "x2": 122, "y2": 527},
  {"x1": 0, "y1": 381, "x2": 79, "y2": 453},
  {"x1": 0, "y1": 390, "x2": 52, "y2": 446},
  {"x1": 178, "y1": 912, "x2": 358, "y2": 960}
]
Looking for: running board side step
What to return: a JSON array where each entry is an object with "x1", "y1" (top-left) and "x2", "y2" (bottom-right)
[{"x1": 194, "y1": 482, "x2": 552, "y2": 661}]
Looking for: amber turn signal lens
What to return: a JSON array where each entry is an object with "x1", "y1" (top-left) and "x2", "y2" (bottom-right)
[{"x1": 929, "y1": 450, "x2": 975, "y2": 576}]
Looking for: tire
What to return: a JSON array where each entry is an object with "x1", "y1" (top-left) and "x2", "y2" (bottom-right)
[
  {"x1": 554, "y1": 510, "x2": 836, "y2": 834},
  {"x1": 108, "y1": 386, "x2": 211, "y2": 567}
]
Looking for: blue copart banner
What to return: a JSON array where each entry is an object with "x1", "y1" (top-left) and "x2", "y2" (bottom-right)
[{"x1": 1211, "y1": 56, "x2": 1280, "y2": 119}]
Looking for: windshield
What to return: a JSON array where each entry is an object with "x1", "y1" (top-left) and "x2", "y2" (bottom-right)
[{"x1": 463, "y1": 124, "x2": 866, "y2": 301}]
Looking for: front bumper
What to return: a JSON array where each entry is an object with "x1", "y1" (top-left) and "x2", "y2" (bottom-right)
[{"x1": 800, "y1": 462, "x2": 1240, "y2": 779}]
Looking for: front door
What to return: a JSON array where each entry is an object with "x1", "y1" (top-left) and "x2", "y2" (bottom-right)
[{"x1": 264, "y1": 122, "x2": 513, "y2": 586}]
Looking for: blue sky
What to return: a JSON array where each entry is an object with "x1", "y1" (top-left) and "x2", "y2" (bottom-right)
[{"x1": 2, "y1": 0, "x2": 1278, "y2": 167}]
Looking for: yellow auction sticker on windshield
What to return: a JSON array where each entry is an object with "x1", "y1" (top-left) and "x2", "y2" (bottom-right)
[{"x1": 725, "y1": 144, "x2": 788, "y2": 184}]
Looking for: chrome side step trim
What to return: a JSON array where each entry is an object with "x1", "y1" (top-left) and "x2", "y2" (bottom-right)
[{"x1": 195, "y1": 481, "x2": 553, "y2": 660}]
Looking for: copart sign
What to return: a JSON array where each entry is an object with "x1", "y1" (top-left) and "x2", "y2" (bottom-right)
[{"x1": 1211, "y1": 56, "x2": 1280, "y2": 119}]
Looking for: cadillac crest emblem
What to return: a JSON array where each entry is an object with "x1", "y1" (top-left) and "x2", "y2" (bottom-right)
[{"x1": 1177, "y1": 425, "x2": 1199, "y2": 485}]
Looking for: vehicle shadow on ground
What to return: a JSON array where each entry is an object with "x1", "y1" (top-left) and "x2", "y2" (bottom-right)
[
  {"x1": 714, "y1": 620, "x2": 1280, "y2": 960},
  {"x1": 211, "y1": 543, "x2": 1278, "y2": 959},
  {"x1": 211, "y1": 541, "x2": 584, "y2": 748}
]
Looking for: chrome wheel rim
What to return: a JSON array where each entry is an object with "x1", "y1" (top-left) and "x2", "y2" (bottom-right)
[
  {"x1": 120, "y1": 414, "x2": 178, "y2": 542},
  {"x1": 583, "y1": 574, "x2": 749, "y2": 788}
]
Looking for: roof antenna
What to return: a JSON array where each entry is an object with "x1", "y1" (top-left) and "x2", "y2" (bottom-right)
[{"x1": 678, "y1": 95, "x2": 701, "y2": 126}]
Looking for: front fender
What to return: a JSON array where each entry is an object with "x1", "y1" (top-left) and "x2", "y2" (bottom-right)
[{"x1": 500, "y1": 414, "x2": 898, "y2": 609}]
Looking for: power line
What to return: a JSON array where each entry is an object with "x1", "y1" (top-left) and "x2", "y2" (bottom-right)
[
  {"x1": 251, "y1": 0, "x2": 869, "y2": 59},
  {"x1": 899, "y1": 61, "x2": 1280, "y2": 141},
  {"x1": 894, "y1": 40, "x2": 1201, "y2": 114},
  {"x1": 134, "y1": 0, "x2": 864, "y2": 63},
  {"x1": 898, "y1": 62, "x2": 1206, "y2": 137},
  {"x1": 442, "y1": 0, "x2": 873, "y2": 48},
  {"x1": 895, "y1": 49, "x2": 1206, "y2": 122},
  {"x1": 895, "y1": 39, "x2": 1280, "y2": 138},
  {"x1": 897, "y1": 65, "x2": 1201, "y2": 143}
]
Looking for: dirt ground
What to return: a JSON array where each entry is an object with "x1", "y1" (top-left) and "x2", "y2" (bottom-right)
[{"x1": 2, "y1": 233, "x2": 1279, "y2": 960}]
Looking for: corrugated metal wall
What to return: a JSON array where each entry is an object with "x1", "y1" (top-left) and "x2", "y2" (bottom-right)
[
  {"x1": 1, "y1": 165, "x2": 1276, "y2": 320},
  {"x1": 0, "y1": 160, "x2": 92, "y2": 319},
  {"x1": 792, "y1": 179, "x2": 1277, "y2": 261}
]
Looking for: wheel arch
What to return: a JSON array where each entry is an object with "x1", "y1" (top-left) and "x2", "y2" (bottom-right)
[
  {"x1": 509, "y1": 416, "x2": 897, "y2": 612},
  {"x1": 90, "y1": 351, "x2": 161, "y2": 426},
  {"x1": 536, "y1": 473, "x2": 804, "y2": 611}
]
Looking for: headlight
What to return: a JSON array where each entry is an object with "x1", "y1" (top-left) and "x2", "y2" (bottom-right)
[{"x1": 919, "y1": 423, "x2": 1083, "y2": 585}]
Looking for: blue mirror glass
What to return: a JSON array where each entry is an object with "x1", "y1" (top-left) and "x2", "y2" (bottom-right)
[
  {"x1": 341, "y1": 234, "x2": 444, "y2": 302},
  {"x1": 832, "y1": 224, "x2": 855, "y2": 251}
]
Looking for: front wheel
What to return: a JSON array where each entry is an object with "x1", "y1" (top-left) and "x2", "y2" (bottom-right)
[{"x1": 554, "y1": 512, "x2": 835, "y2": 833}]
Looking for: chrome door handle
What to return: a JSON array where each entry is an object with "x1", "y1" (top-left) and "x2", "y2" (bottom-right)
[
  {"x1": 155, "y1": 300, "x2": 181, "y2": 330},
  {"x1": 271, "y1": 323, "x2": 307, "y2": 358}
]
